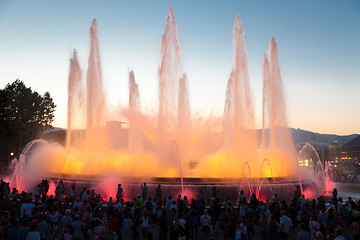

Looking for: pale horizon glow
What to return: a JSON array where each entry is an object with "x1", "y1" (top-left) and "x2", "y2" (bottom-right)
[{"x1": 0, "y1": 0, "x2": 359, "y2": 135}]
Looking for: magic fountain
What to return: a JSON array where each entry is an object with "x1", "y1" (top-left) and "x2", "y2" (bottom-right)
[{"x1": 7, "y1": 7, "x2": 329, "y2": 201}]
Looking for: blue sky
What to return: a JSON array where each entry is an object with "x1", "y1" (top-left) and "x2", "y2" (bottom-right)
[{"x1": 0, "y1": 0, "x2": 359, "y2": 134}]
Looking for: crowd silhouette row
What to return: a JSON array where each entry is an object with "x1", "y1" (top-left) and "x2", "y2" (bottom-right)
[{"x1": 1, "y1": 180, "x2": 360, "y2": 240}]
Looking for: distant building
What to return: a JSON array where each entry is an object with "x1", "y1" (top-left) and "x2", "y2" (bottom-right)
[{"x1": 325, "y1": 136, "x2": 360, "y2": 180}]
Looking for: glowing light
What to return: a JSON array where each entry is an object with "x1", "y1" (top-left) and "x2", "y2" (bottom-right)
[
  {"x1": 10, "y1": 152, "x2": 14, "y2": 156},
  {"x1": 10, "y1": 11, "x2": 300, "y2": 187}
]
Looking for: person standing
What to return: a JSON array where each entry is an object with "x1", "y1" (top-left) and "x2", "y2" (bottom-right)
[
  {"x1": 69, "y1": 184, "x2": 76, "y2": 201},
  {"x1": 318, "y1": 209, "x2": 328, "y2": 232},
  {"x1": 141, "y1": 210, "x2": 149, "y2": 239},
  {"x1": 239, "y1": 190, "x2": 246, "y2": 203},
  {"x1": 158, "y1": 210, "x2": 168, "y2": 240},
  {"x1": 20, "y1": 199, "x2": 35, "y2": 219},
  {"x1": 211, "y1": 187, "x2": 217, "y2": 202},
  {"x1": 58, "y1": 180, "x2": 65, "y2": 194},
  {"x1": 266, "y1": 215, "x2": 280, "y2": 240},
  {"x1": 136, "y1": 194, "x2": 143, "y2": 209},
  {"x1": 72, "y1": 215, "x2": 84, "y2": 240},
  {"x1": 141, "y1": 182, "x2": 148, "y2": 200},
  {"x1": 297, "y1": 223, "x2": 310, "y2": 240},
  {"x1": 217, "y1": 208, "x2": 230, "y2": 240},
  {"x1": 155, "y1": 184, "x2": 162, "y2": 201},
  {"x1": 7, "y1": 219, "x2": 21, "y2": 240},
  {"x1": 273, "y1": 193, "x2": 280, "y2": 203},
  {"x1": 116, "y1": 184, "x2": 124, "y2": 203},
  {"x1": 200, "y1": 209, "x2": 211, "y2": 240},
  {"x1": 280, "y1": 210, "x2": 293, "y2": 240},
  {"x1": 37, "y1": 215, "x2": 48, "y2": 240},
  {"x1": 259, "y1": 214, "x2": 267, "y2": 240},
  {"x1": 294, "y1": 186, "x2": 301, "y2": 199},
  {"x1": 309, "y1": 215, "x2": 320, "y2": 240},
  {"x1": 122, "y1": 213, "x2": 133, "y2": 240},
  {"x1": 34, "y1": 185, "x2": 41, "y2": 200},
  {"x1": 332, "y1": 188, "x2": 338, "y2": 201},
  {"x1": 26, "y1": 224, "x2": 40, "y2": 240},
  {"x1": 61, "y1": 209, "x2": 73, "y2": 233}
]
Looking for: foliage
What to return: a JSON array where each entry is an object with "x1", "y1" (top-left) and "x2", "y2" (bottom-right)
[{"x1": 0, "y1": 79, "x2": 56, "y2": 162}]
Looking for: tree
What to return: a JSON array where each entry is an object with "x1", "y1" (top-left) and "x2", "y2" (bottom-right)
[{"x1": 0, "y1": 79, "x2": 56, "y2": 163}]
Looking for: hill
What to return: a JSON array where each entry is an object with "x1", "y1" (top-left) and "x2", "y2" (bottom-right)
[{"x1": 290, "y1": 128, "x2": 358, "y2": 148}]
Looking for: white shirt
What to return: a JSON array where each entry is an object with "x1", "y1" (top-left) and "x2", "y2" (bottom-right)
[
  {"x1": 21, "y1": 203, "x2": 35, "y2": 218},
  {"x1": 280, "y1": 215, "x2": 293, "y2": 234},
  {"x1": 309, "y1": 220, "x2": 320, "y2": 240},
  {"x1": 200, "y1": 215, "x2": 211, "y2": 227},
  {"x1": 141, "y1": 216, "x2": 149, "y2": 227}
]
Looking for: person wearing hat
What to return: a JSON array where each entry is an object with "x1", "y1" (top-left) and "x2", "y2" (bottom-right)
[{"x1": 61, "y1": 209, "x2": 73, "y2": 233}]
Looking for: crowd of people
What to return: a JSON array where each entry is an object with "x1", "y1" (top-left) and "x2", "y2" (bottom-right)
[
  {"x1": 0, "y1": 179, "x2": 360, "y2": 240},
  {"x1": 328, "y1": 170, "x2": 360, "y2": 184}
]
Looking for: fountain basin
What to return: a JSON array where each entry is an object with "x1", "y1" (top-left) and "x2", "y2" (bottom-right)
[{"x1": 48, "y1": 178, "x2": 318, "y2": 204}]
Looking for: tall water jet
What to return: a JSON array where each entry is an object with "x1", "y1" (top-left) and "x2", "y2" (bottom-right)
[
  {"x1": 262, "y1": 37, "x2": 298, "y2": 179},
  {"x1": 67, "y1": 49, "x2": 84, "y2": 149},
  {"x1": 128, "y1": 71, "x2": 142, "y2": 152},
  {"x1": 177, "y1": 74, "x2": 191, "y2": 160},
  {"x1": 268, "y1": 38, "x2": 289, "y2": 149},
  {"x1": 158, "y1": 6, "x2": 184, "y2": 148},
  {"x1": 232, "y1": 15, "x2": 256, "y2": 150},
  {"x1": 86, "y1": 19, "x2": 106, "y2": 152},
  {"x1": 263, "y1": 37, "x2": 296, "y2": 155},
  {"x1": 261, "y1": 54, "x2": 270, "y2": 148},
  {"x1": 223, "y1": 71, "x2": 234, "y2": 147},
  {"x1": 178, "y1": 74, "x2": 190, "y2": 133}
]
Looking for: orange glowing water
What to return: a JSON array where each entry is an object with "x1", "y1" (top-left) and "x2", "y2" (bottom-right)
[{"x1": 24, "y1": 7, "x2": 299, "y2": 183}]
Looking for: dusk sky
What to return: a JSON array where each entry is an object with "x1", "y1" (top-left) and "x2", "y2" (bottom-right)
[{"x1": 0, "y1": 0, "x2": 359, "y2": 135}]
